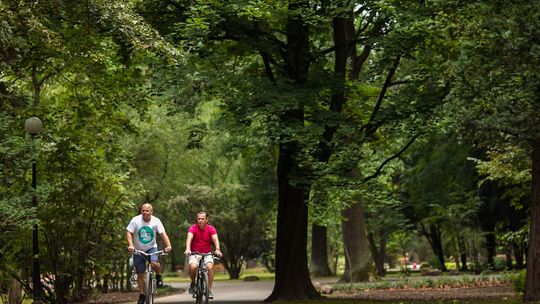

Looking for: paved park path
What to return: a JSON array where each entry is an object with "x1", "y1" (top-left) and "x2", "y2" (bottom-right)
[
  {"x1": 122, "y1": 277, "x2": 338, "y2": 304},
  {"x1": 122, "y1": 280, "x2": 275, "y2": 304}
]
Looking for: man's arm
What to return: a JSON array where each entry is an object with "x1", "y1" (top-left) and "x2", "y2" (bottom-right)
[
  {"x1": 126, "y1": 231, "x2": 135, "y2": 253},
  {"x1": 184, "y1": 232, "x2": 194, "y2": 255},
  {"x1": 160, "y1": 231, "x2": 172, "y2": 253},
  {"x1": 211, "y1": 234, "x2": 222, "y2": 257}
]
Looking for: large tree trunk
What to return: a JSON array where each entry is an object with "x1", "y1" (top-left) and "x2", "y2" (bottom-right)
[
  {"x1": 340, "y1": 192, "x2": 371, "y2": 282},
  {"x1": 524, "y1": 139, "x2": 540, "y2": 301},
  {"x1": 308, "y1": 15, "x2": 351, "y2": 279},
  {"x1": 265, "y1": 141, "x2": 320, "y2": 301},
  {"x1": 311, "y1": 225, "x2": 332, "y2": 276}
]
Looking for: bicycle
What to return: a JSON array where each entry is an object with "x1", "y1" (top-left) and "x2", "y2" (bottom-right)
[
  {"x1": 189, "y1": 252, "x2": 218, "y2": 304},
  {"x1": 133, "y1": 249, "x2": 167, "y2": 304}
]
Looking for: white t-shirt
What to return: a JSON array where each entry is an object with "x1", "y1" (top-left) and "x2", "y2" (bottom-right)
[{"x1": 126, "y1": 215, "x2": 165, "y2": 251}]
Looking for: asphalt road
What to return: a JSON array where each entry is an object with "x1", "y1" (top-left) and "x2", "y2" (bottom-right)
[{"x1": 153, "y1": 280, "x2": 274, "y2": 304}]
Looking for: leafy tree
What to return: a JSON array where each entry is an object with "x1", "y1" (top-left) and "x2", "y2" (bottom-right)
[
  {"x1": 399, "y1": 132, "x2": 480, "y2": 271},
  {"x1": 0, "y1": 0, "x2": 178, "y2": 301},
  {"x1": 136, "y1": 0, "x2": 453, "y2": 294},
  {"x1": 442, "y1": 0, "x2": 540, "y2": 300},
  {"x1": 473, "y1": 147, "x2": 530, "y2": 269}
]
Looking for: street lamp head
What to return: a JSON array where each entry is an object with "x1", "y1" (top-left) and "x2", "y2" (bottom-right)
[{"x1": 25, "y1": 117, "x2": 43, "y2": 135}]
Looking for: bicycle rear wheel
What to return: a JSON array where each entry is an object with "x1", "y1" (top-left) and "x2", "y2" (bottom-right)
[{"x1": 145, "y1": 272, "x2": 154, "y2": 304}]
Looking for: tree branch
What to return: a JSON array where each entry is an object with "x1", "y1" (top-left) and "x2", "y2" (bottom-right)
[
  {"x1": 362, "y1": 55, "x2": 401, "y2": 136},
  {"x1": 362, "y1": 134, "x2": 419, "y2": 183}
]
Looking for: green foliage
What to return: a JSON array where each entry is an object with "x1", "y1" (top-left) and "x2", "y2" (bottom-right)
[
  {"x1": 333, "y1": 273, "x2": 514, "y2": 291},
  {"x1": 506, "y1": 269, "x2": 526, "y2": 295},
  {"x1": 470, "y1": 146, "x2": 530, "y2": 208},
  {"x1": 446, "y1": 1, "x2": 540, "y2": 147},
  {"x1": 3, "y1": 0, "x2": 538, "y2": 301},
  {"x1": 0, "y1": 115, "x2": 35, "y2": 234},
  {"x1": 0, "y1": 0, "x2": 169, "y2": 301}
]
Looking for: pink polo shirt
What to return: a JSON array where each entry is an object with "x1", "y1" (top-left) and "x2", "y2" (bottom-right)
[{"x1": 188, "y1": 224, "x2": 217, "y2": 253}]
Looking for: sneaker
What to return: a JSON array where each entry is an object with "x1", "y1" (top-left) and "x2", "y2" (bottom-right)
[
  {"x1": 156, "y1": 274, "x2": 164, "y2": 288},
  {"x1": 208, "y1": 290, "x2": 214, "y2": 299},
  {"x1": 137, "y1": 294, "x2": 145, "y2": 304},
  {"x1": 188, "y1": 282, "x2": 195, "y2": 294}
]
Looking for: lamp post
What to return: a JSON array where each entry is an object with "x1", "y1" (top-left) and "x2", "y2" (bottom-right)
[{"x1": 25, "y1": 117, "x2": 43, "y2": 304}]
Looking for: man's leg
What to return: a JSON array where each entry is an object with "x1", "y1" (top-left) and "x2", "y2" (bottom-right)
[
  {"x1": 151, "y1": 261, "x2": 161, "y2": 274},
  {"x1": 206, "y1": 262, "x2": 214, "y2": 290},
  {"x1": 136, "y1": 272, "x2": 146, "y2": 304},
  {"x1": 151, "y1": 261, "x2": 164, "y2": 287},
  {"x1": 188, "y1": 262, "x2": 198, "y2": 294},
  {"x1": 189, "y1": 263, "x2": 198, "y2": 283},
  {"x1": 137, "y1": 272, "x2": 145, "y2": 294}
]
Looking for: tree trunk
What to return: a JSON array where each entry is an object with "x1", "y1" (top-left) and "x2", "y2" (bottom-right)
[
  {"x1": 485, "y1": 232, "x2": 496, "y2": 269},
  {"x1": 340, "y1": 192, "x2": 371, "y2": 282},
  {"x1": 222, "y1": 254, "x2": 244, "y2": 279},
  {"x1": 514, "y1": 242, "x2": 525, "y2": 269},
  {"x1": 170, "y1": 248, "x2": 178, "y2": 273},
  {"x1": 368, "y1": 231, "x2": 387, "y2": 277},
  {"x1": 308, "y1": 15, "x2": 352, "y2": 279},
  {"x1": 504, "y1": 242, "x2": 513, "y2": 270},
  {"x1": 458, "y1": 236, "x2": 468, "y2": 271},
  {"x1": 265, "y1": 141, "x2": 320, "y2": 301},
  {"x1": 452, "y1": 237, "x2": 460, "y2": 270},
  {"x1": 311, "y1": 225, "x2": 332, "y2": 276},
  {"x1": 8, "y1": 276, "x2": 22, "y2": 304},
  {"x1": 421, "y1": 223, "x2": 447, "y2": 271},
  {"x1": 524, "y1": 139, "x2": 540, "y2": 301}
]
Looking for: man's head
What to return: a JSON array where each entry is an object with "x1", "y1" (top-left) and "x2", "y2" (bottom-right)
[
  {"x1": 196, "y1": 211, "x2": 208, "y2": 229},
  {"x1": 140, "y1": 203, "x2": 153, "y2": 223}
]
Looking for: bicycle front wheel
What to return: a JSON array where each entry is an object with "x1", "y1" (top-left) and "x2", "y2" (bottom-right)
[
  {"x1": 201, "y1": 272, "x2": 210, "y2": 304},
  {"x1": 145, "y1": 272, "x2": 154, "y2": 304},
  {"x1": 195, "y1": 276, "x2": 203, "y2": 304}
]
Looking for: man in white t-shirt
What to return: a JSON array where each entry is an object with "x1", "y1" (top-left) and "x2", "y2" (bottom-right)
[{"x1": 126, "y1": 203, "x2": 172, "y2": 304}]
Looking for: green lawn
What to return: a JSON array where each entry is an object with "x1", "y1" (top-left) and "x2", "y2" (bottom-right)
[{"x1": 164, "y1": 266, "x2": 275, "y2": 282}]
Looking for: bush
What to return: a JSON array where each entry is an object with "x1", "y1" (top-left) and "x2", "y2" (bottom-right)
[{"x1": 510, "y1": 269, "x2": 526, "y2": 295}]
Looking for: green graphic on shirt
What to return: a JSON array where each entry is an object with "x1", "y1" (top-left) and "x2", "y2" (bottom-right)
[{"x1": 138, "y1": 226, "x2": 154, "y2": 244}]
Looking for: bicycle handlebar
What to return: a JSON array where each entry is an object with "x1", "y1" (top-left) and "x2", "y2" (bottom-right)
[{"x1": 133, "y1": 249, "x2": 168, "y2": 257}]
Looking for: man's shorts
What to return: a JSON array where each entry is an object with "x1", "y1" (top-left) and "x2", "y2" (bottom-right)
[
  {"x1": 189, "y1": 254, "x2": 214, "y2": 266},
  {"x1": 133, "y1": 247, "x2": 158, "y2": 273}
]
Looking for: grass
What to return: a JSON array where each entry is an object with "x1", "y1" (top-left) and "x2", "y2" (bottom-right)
[
  {"x1": 164, "y1": 266, "x2": 275, "y2": 282},
  {"x1": 0, "y1": 299, "x2": 31, "y2": 304}
]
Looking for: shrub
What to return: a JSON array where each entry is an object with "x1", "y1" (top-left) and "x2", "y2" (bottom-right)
[{"x1": 510, "y1": 269, "x2": 526, "y2": 295}]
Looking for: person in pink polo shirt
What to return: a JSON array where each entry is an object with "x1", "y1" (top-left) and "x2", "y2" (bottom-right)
[{"x1": 184, "y1": 211, "x2": 222, "y2": 298}]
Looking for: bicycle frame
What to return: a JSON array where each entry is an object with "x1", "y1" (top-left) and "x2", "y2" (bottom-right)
[
  {"x1": 190, "y1": 252, "x2": 214, "y2": 304},
  {"x1": 134, "y1": 249, "x2": 166, "y2": 304}
]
